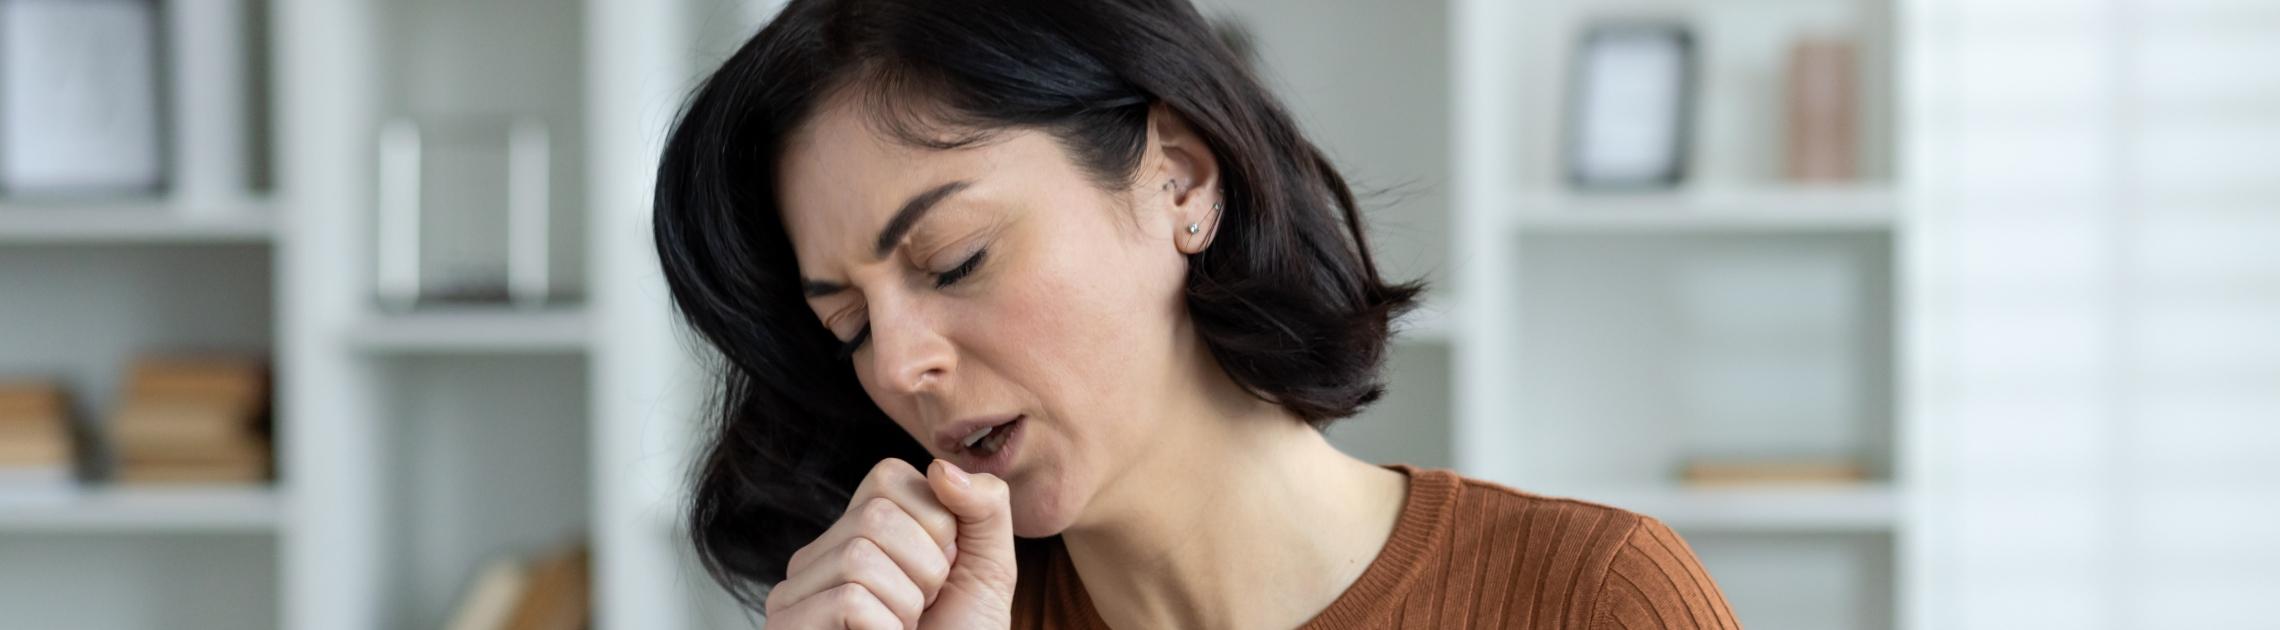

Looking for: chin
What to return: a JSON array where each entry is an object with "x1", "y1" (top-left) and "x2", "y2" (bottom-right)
[{"x1": 1008, "y1": 477, "x2": 1081, "y2": 538}]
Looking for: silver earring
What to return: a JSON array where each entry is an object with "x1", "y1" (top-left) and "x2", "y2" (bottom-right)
[{"x1": 1186, "y1": 222, "x2": 1201, "y2": 234}]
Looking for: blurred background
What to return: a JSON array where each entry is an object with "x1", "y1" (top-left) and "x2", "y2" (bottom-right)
[{"x1": 0, "y1": 0, "x2": 2272, "y2": 628}]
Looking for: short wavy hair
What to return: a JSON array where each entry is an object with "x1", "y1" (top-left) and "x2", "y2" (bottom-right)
[{"x1": 651, "y1": 0, "x2": 1423, "y2": 610}]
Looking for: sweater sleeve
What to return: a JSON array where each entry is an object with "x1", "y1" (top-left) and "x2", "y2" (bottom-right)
[{"x1": 1589, "y1": 516, "x2": 1740, "y2": 630}]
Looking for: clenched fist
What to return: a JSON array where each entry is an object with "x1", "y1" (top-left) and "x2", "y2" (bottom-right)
[{"x1": 763, "y1": 459, "x2": 1019, "y2": 629}]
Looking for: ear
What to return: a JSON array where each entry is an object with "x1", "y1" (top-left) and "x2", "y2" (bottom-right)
[{"x1": 1144, "y1": 103, "x2": 1225, "y2": 254}]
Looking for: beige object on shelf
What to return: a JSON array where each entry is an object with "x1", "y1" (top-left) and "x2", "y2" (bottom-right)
[
  {"x1": 445, "y1": 556, "x2": 533, "y2": 630},
  {"x1": 112, "y1": 453, "x2": 271, "y2": 484},
  {"x1": 108, "y1": 356, "x2": 272, "y2": 484},
  {"x1": 505, "y1": 543, "x2": 592, "y2": 630},
  {"x1": 126, "y1": 356, "x2": 268, "y2": 410},
  {"x1": 0, "y1": 381, "x2": 73, "y2": 469},
  {"x1": 1683, "y1": 458, "x2": 1867, "y2": 485},
  {"x1": 1784, "y1": 36, "x2": 1859, "y2": 181}
]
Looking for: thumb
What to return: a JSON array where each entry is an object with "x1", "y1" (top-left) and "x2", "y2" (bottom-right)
[{"x1": 926, "y1": 459, "x2": 1018, "y2": 592}]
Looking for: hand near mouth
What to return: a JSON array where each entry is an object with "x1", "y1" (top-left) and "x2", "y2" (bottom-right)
[{"x1": 763, "y1": 458, "x2": 1018, "y2": 629}]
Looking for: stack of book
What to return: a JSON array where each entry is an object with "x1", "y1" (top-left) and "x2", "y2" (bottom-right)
[
  {"x1": 109, "y1": 356, "x2": 271, "y2": 484},
  {"x1": 445, "y1": 541, "x2": 592, "y2": 630},
  {"x1": 0, "y1": 381, "x2": 75, "y2": 496}
]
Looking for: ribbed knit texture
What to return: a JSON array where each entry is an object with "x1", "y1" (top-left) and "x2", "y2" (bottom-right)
[{"x1": 1009, "y1": 465, "x2": 1739, "y2": 629}]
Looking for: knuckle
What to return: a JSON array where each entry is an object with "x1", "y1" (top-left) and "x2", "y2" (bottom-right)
[
  {"x1": 785, "y1": 542, "x2": 816, "y2": 574},
  {"x1": 842, "y1": 536, "x2": 884, "y2": 566},
  {"x1": 858, "y1": 497, "x2": 902, "y2": 530},
  {"x1": 867, "y1": 458, "x2": 917, "y2": 482},
  {"x1": 833, "y1": 582, "x2": 873, "y2": 608}
]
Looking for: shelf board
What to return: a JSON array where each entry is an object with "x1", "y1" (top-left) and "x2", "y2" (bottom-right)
[
  {"x1": 348, "y1": 308, "x2": 591, "y2": 354},
  {"x1": 0, "y1": 485, "x2": 282, "y2": 533},
  {"x1": 0, "y1": 199, "x2": 277, "y2": 244},
  {"x1": 1507, "y1": 186, "x2": 1897, "y2": 233},
  {"x1": 1562, "y1": 483, "x2": 1899, "y2": 533}
]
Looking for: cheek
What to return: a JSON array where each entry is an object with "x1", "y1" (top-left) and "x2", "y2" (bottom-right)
[
  {"x1": 982, "y1": 215, "x2": 1187, "y2": 442},
  {"x1": 988, "y1": 226, "x2": 1181, "y2": 398}
]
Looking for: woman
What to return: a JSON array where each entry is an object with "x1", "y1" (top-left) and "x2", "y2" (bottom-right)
[{"x1": 653, "y1": 0, "x2": 1738, "y2": 627}]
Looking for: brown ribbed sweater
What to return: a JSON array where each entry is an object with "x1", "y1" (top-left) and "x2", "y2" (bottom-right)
[{"x1": 1010, "y1": 465, "x2": 1739, "y2": 629}]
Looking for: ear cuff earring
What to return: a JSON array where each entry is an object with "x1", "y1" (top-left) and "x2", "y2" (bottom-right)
[{"x1": 1186, "y1": 200, "x2": 1222, "y2": 235}]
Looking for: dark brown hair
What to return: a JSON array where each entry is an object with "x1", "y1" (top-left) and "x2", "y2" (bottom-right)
[{"x1": 652, "y1": 0, "x2": 1421, "y2": 610}]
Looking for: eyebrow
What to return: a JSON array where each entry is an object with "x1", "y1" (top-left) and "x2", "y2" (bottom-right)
[{"x1": 801, "y1": 179, "x2": 974, "y2": 298}]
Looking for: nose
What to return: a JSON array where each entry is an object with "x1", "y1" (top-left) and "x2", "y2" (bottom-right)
[{"x1": 866, "y1": 300, "x2": 956, "y2": 395}]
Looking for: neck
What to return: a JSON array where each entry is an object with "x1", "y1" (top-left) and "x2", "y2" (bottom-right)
[{"x1": 1059, "y1": 378, "x2": 1408, "y2": 629}]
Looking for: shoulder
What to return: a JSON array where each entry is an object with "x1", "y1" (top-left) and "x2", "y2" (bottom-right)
[
  {"x1": 1395, "y1": 467, "x2": 1740, "y2": 629},
  {"x1": 1407, "y1": 466, "x2": 1654, "y2": 564}
]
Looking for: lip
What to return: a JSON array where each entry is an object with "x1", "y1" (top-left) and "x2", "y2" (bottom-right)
[{"x1": 932, "y1": 413, "x2": 1025, "y2": 476}]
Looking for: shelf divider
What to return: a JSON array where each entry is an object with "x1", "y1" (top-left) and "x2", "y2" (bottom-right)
[
  {"x1": 347, "y1": 308, "x2": 591, "y2": 354},
  {"x1": 0, "y1": 485, "x2": 282, "y2": 533},
  {"x1": 1507, "y1": 185, "x2": 1898, "y2": 233}
]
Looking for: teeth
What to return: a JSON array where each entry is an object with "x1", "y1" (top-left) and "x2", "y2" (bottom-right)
[{"x1": 961, "y1": 426, "x2": 994, "y2": 449}]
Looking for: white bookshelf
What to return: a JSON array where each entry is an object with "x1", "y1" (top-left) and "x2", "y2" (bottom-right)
[
  {"x1": 269, "y1": 0, "x2": 732, "y2": 627},
  {"x1": 0, "y1": 0, "x2": 757, "y2": 628},
  {"x1": 1446, "y1": 0, "x2": 1911, "y2": 629}
]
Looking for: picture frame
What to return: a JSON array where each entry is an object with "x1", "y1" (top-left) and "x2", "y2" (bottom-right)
[
  {"x1": 1563, "y1": 21, "x2": 1697, "y2": 190},
  {"x1": 0, "y1": 0, "x2": 165, "y2": 196},
  {"x1": 375, "y1": 115, "x2": 568, "y2": 311}
]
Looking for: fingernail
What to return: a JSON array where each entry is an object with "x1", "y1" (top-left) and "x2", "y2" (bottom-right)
[{"x1": 940, "y1": 460, "x2": 972, "y2": 488}]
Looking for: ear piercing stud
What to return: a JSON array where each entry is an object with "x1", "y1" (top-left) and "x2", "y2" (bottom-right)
[{"x1": 1187, "y1": 199, "x2": 1222, "y2": 235}]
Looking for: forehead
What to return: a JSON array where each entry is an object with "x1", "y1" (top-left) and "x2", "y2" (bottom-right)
[
  {"x1": 776, "y1": 97, "x2": 947, "y2": 261},
  {"x1": 776, "y1": 95, "x2": 1080, "y2": 272}
]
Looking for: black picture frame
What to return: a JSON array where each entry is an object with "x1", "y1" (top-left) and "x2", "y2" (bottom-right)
[{"x1": 1563, "y1": 21, "x2": 1698, "y2": 191}]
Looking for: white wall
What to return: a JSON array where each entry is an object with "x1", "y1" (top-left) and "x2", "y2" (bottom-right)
[{"x1": 1907, "y1": 0, "x2": 2280, "y2": 627}]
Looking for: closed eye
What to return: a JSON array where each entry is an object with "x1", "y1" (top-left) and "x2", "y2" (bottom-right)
[
  {"x1": 835, "y1": 248, "x2": 988, "y2": 361},
  {"x1": 933, "y1": 248, "x2": 987, "y2": 289}
]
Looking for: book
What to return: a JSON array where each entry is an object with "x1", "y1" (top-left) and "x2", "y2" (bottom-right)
[
  {"x1": 0, "y1": 380, "x2": 74, "y2": 474},
  {"x1": 0, "y1": 381, "x2": 65, "y2": 414},
  {"x1": 506, "y1": 543, "x2": 591, "y2": 630},
  {"x1": 111, "y1": 454, "x2": 269, "y2": 484},
  {"x1": 109, "y1": 401, "x2": 263, "y2": 461},
  {"x1": 446, "y1": 556, "x2": 533, "y2": 630},
  {"x1": 1682, "y1": 458, "x2": 1866, "y2": 486},
  {"x1": 109, "y1": 356, "x2": 272, "y2": 485},
  {"x1": 125, "y1": 357, "x2": 269, "y2": 411}
]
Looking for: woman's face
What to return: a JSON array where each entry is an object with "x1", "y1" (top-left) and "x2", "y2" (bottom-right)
[{"x1": 778, "y1": 96, "x2": 1221, "y2": 537}]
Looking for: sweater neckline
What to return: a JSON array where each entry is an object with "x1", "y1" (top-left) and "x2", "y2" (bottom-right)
[
  {"x1": 1295, "y1": 464, "x2": 1462, "y2": 628},
  {"x1": 1052, "y1": 464, "x2": 1463, "y2": 629}
]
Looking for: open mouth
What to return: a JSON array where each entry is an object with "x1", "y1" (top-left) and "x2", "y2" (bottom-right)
[{"x1": 957, "y1": 415, "x2": 1021, "y2": 457}]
